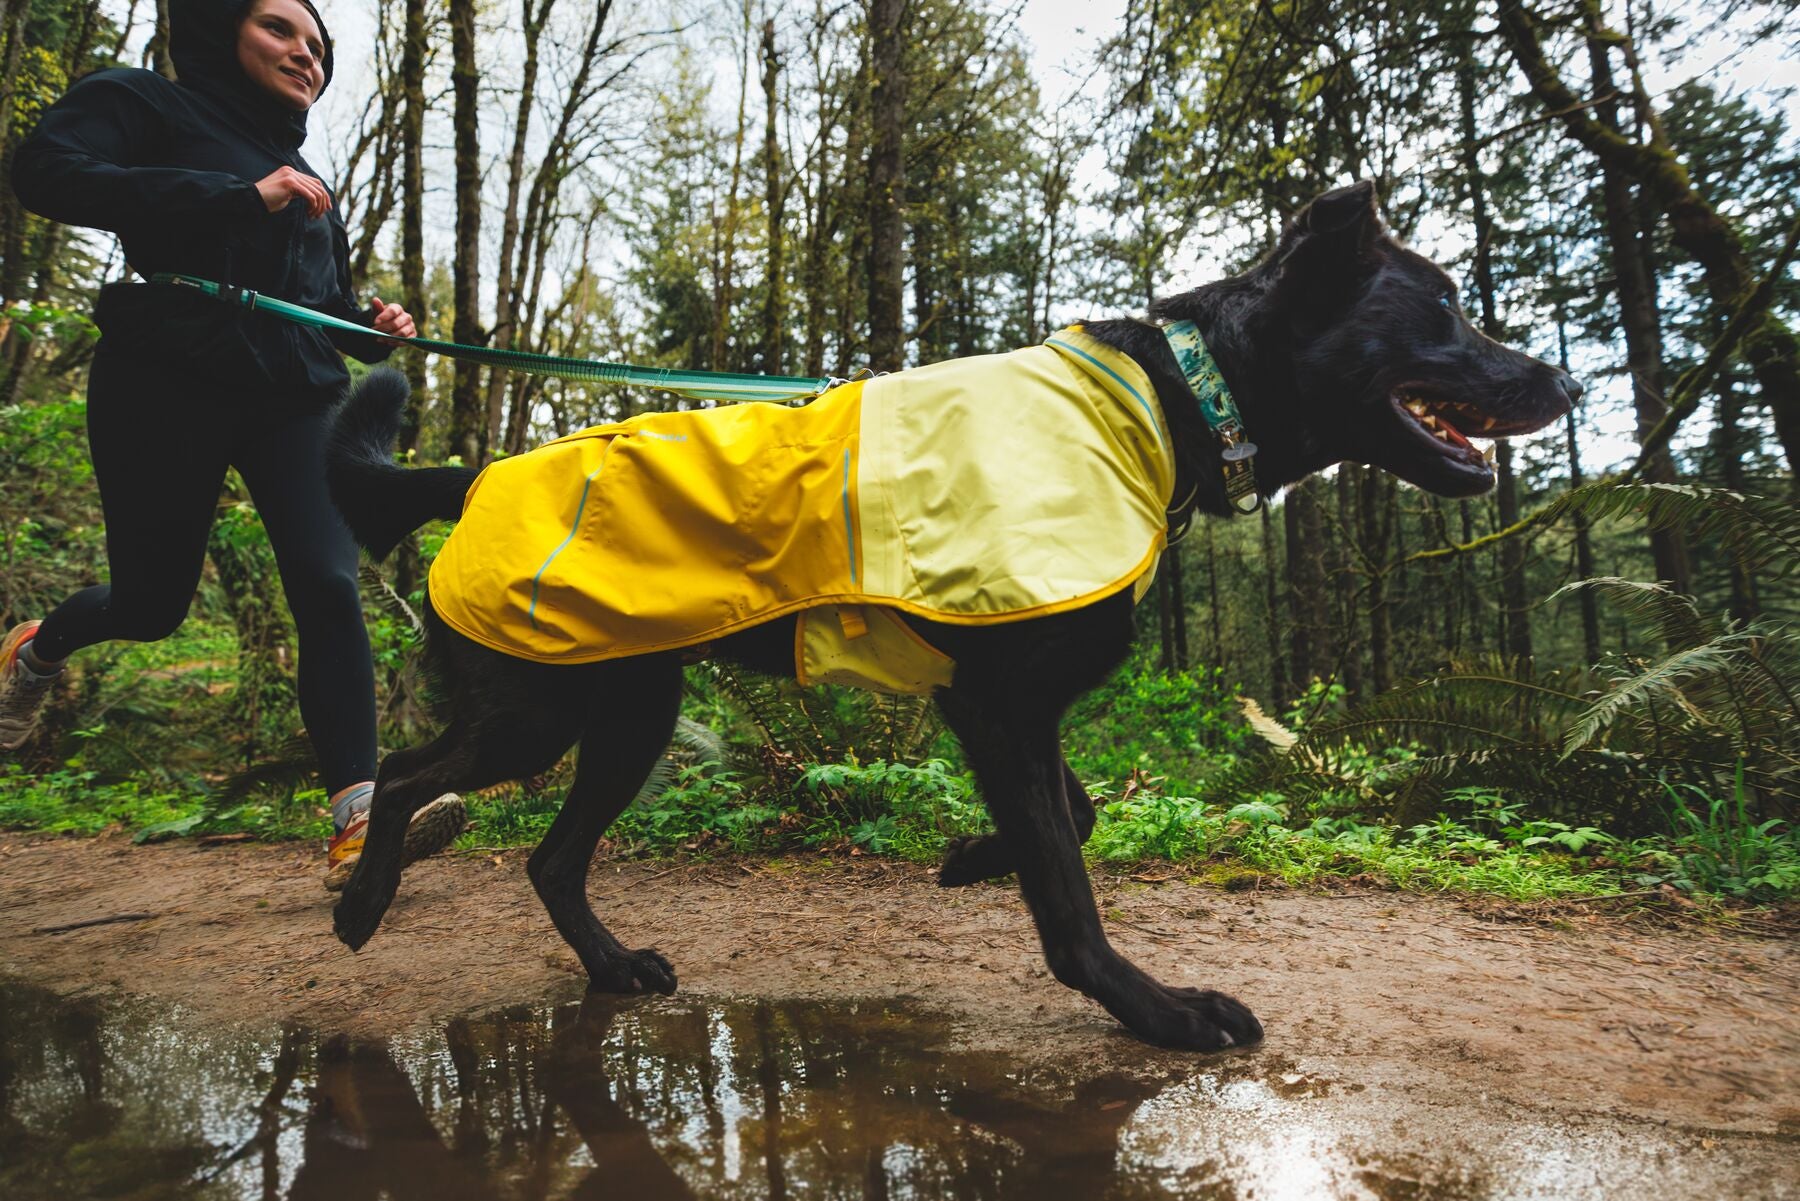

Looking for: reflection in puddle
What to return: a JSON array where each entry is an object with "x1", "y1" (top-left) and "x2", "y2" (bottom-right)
[{"x1": 0, "y1": 979, "x2": 1786, "y2": 1200}]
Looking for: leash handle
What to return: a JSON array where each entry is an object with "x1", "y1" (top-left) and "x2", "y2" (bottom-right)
[{"x1": 151, "y1": 273, "x2": 835, "y2": 405}]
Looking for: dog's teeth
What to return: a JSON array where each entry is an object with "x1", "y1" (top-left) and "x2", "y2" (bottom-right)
[
  {"x1": 1405, "y1": 400, "x2": 1427, "y2": 417},
  {"x1": 1481, "y1": 441, "x2": 1496, "y2": 463},
  {"x1": 1479, "y1": 416, "x2": 1495, "y2": 432}
]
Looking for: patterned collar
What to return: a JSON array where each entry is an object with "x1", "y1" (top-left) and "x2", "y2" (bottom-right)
[{"x1": 1162, "y1": 320, "x2": 1261, "y2": 514}]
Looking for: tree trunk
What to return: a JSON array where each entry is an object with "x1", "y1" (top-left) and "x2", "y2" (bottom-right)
[
  {"x1": 838, "y1": 44, "x2": 867, "y2": 371},
  {"x1": 1712, "y1": 374, "x2": 1759, "y2": 624},
  {"x1": 1285, "y1": 477, "x2": 1330, "y2": 688},
  {"x1": 1584, "y1": 19, "x2": 1690, "y2": 594},
  {"x1": 1564, "y1": 409, "x2": 1604, "y2": 662},
  {"x1": 147, "y1": 0, "x2": 173, "y2": 77},
  {"x1": 447, "y1": 0, "x2": 482, "y2": 466},
  {"x1": 396, "y1": 0, "x2": 429, "y2": 455},
  {"x1": 760, "y1": 18, "x2": 785, "y2": 375},
  {"x1": 484, "y1": 0, "x2": 552, "y2": 454},
  {"x1": 1261, "y1": 502, "x2": 1288, "y2": 704},
  {"x1": 1157, "y1": 562, "x2": 1175, "y2": 674},
  {"x1": 1335, "y1": 465, "x2": 1364, "y2": 700},
  {"x1": 1204, "y1": 522, "x2": 1222, "y2": 668},
  {"x1": 0, "y1": 0, "x2": 36, "y2": 305},
  {"x1": 1361, "y1": 469, "x2": 1394, "y2": 693},
  {"x1": 1494, "y1": 443, "x2": 1532, "y2": 663},
  {"x1": 801, "y1": 6, "x2": 837, "y2": 376},
  {"x1": 865, "y1": 0, "x2": 905, "y2": 372},
  {"x1": 1552, "y1": 273, "x2": 1604, "y2": 664},
  {"x1": 712, "y1": 4, "x2": 753, "y2": 372},
  {"x1": 1457, "y1": 42, "x2": 1531, "y2": 665},
  {"x1": 1171, "y1": 543, "x2": 1190, "y2": 671},
  {"x1": 1458, "y1": 499, "x2": 1482, "y2": 653},
  {"x1": 499, "y1": 0, "x2": 612, "y2": 453}
]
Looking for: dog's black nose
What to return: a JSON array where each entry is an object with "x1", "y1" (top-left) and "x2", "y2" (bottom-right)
[{"x1": 1557, "y1": 371, "x2": 1584, "y2": 406}]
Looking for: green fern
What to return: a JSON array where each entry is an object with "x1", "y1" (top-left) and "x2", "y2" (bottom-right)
[
  {"x1": 1218, "y1": 486, "x2": 1800, "y2": 827},
  {"x1": 1542, "y1": 483, "x2": 1800, "y2": 584}
]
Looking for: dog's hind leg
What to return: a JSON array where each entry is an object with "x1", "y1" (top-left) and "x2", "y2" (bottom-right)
[
  {"x1": 937, "y1": 757, "x2": 1094, "y2": 887},
  {"x1": 527, "y1": 656, "x2": 684, "y2": 995}
]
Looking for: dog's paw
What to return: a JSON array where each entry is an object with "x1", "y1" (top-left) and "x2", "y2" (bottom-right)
[
  {"x1": 332, "y1": 898, "x2": 382, "y2": 952},
  {"x1": 938, "y1": 834, "x2": 1013, "y2": 887},
  {"x1": 589, "y1": 947, "x2": 678, "y2": 996},
  {"x1": 1135, "y1": 987, "x2": 1264, "y2": 1052}
]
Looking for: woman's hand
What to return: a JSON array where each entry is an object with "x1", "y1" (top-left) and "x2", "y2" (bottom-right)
[
  {"x1": 370, "y1": 296, "x2": 416, "y2": 342},
  {"x1": 255, "y1": 165, "x2": 328, "y2": 219}
]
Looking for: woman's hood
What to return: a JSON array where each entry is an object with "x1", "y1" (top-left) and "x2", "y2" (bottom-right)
[{"x1": 170, "y1": 0, "x2": 334, "y2": 147}]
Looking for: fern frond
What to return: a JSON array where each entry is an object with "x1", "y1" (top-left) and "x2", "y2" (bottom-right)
[
  {"x1": 213, "y1": 735, "x2": 320, "y2": 804},
  {"x1": 1563, "y1": 633, "x2": 1761, "y2": 756},
  {"x1": 1542, "y1": 483, "x2": 1800, "y2": 581},
  {"x1": 1238, "y1": 696, "x2": 1297, "y2": 751},
  {"x1": 668, "y1": 715, "x2": 727, "y2": 765},
  {"x1": 359, "y1": 562, "x2": 422, "y2": 637},
  {"x1": 1552, "y1": 577, "x2": 1710, "y2": 649}
]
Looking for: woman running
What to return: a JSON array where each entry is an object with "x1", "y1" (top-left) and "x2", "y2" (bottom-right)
[{"x1": 3, "y1": 0, "x2": 463, "y2": 888}]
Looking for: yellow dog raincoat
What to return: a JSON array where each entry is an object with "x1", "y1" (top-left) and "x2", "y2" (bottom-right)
[{"x1": 429, "y1": 327, "x2": 1174, "y2": 693}]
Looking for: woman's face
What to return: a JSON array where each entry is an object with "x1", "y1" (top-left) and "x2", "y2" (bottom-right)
[{"x1": 237, "y1": 0, "x2": 325, "y2": 110}]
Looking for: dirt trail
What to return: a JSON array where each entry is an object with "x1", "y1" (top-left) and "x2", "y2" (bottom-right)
[{"x1": 3, "y1": 834, "x2": 1797, "y2": 1146}]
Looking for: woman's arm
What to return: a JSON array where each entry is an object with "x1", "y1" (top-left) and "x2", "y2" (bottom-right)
[
  {"x1": 11, "y1": 71, "x2": 266, "y2": 232},
  {"x1": 319, "y1": 218, "x2": 405, "y2": 363}
]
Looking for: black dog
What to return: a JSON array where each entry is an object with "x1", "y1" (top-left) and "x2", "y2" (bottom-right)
[{"x1": 325, "y1": 181, "x2": 1577, "y2": 1051}]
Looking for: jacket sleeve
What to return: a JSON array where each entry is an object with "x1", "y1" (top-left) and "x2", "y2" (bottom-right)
[
  {"x1": 11, "y1": 72, "x2": 267, "y2": 232},
  {"x1": 318, "y1": 218, "x2": 394, "y2": 364}
]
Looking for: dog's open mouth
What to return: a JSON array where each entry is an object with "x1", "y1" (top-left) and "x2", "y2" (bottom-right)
[{"x1": 1390, "y1": 389, "x2": 1504, "y2": 479}]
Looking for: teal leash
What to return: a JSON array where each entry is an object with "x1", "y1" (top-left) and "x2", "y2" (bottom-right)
[
  {"x1": 1162, "y1": 319, "x2": 1261, "y2": 514},
  {"x1": 150, "y1": 273, "x2": 838, "y2": 405}
]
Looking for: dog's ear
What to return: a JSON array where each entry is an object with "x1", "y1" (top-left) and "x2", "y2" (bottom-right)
[
  {"x1": 1301, "y1": 180, "x2": 1381, "y2": 241},
  {"x1": 1275, "y1": 180, "x2": 1384, "y2": 282}
]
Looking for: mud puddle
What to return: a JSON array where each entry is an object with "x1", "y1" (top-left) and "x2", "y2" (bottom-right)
[{"x1": 3, "y1": 978, "x2": 1793, "y2": 1200}]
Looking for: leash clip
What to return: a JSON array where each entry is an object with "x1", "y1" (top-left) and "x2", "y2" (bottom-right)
[
  {"x1": 1216, "y1": 419, "x2": 1259, "y2": 463},
  {"x1": 1216, "y1": 420, "x2": 1261, "y2": 513},
  {"x1": 819, "y1": 366, "x2": 889, "y2": 394}
]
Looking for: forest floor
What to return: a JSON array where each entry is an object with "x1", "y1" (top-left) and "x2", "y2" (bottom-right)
[{"x1": 3, "y1": 833, "x2": 1799, "y2": 1197}]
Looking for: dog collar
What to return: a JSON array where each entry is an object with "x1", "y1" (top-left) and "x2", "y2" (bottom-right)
[{"x1": 1162, "y1": 320, "x2": 1260, "y2": 514}]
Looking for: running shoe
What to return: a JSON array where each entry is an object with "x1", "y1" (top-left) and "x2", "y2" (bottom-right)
[
  {"x1": 324, "y1": 792, "x2": 468, "y2": 891},
  {"x1": 0, "y1": 621, "x2": 58, "y2": 751}
]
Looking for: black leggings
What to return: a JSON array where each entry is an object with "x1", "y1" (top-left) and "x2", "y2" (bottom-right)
[{"x1": 34, "y1": 347, "x2": 376, "y2": 792}]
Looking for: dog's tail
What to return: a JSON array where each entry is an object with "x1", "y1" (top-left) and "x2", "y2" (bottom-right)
[{"x1": 327, "y1": 368, "x2": 480, "y2": 560}]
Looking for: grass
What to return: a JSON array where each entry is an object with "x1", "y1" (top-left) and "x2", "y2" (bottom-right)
[
  {"x1": 0, "y1": 765, "x2": 195, "y2": 837},
  {"x1": 4, "y1": 747, "x2": 1790, "y2": 907}
]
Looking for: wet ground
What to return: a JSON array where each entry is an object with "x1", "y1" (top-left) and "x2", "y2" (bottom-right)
[
  {"x1": 2, "y1": 977, "x2": 1795, "y2": 1201},
  {"x1": 3, "y1": 837, "x2": 1799, "y2": 1198}
]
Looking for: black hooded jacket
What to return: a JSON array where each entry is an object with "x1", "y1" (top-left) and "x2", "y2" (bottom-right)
[{"x1": 12, "y1": 0, "x2": 389, "y2": 405}]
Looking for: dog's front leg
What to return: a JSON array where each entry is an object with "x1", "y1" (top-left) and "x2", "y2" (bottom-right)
[
  {"x1": 937, "y1": 691, "x2": 1262, "y2": 1052},
  {"x1": 938, "y1": 756, "x2": 1095, "y2": 886},
  {"x1": 334, "y1": 724, "x2": 478, "y2": 950}
]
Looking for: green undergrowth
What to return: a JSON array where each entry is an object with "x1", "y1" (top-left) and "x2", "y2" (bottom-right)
[
  {"x1": 438, "y1": 764, "x2": 1793, "y2": 904},
  {"x1": 0, "y1": 763, "x2": 332, "y2": 843},
  {"x1": 4, "y1": 755, "x2": 1792, "y2": 907}
]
